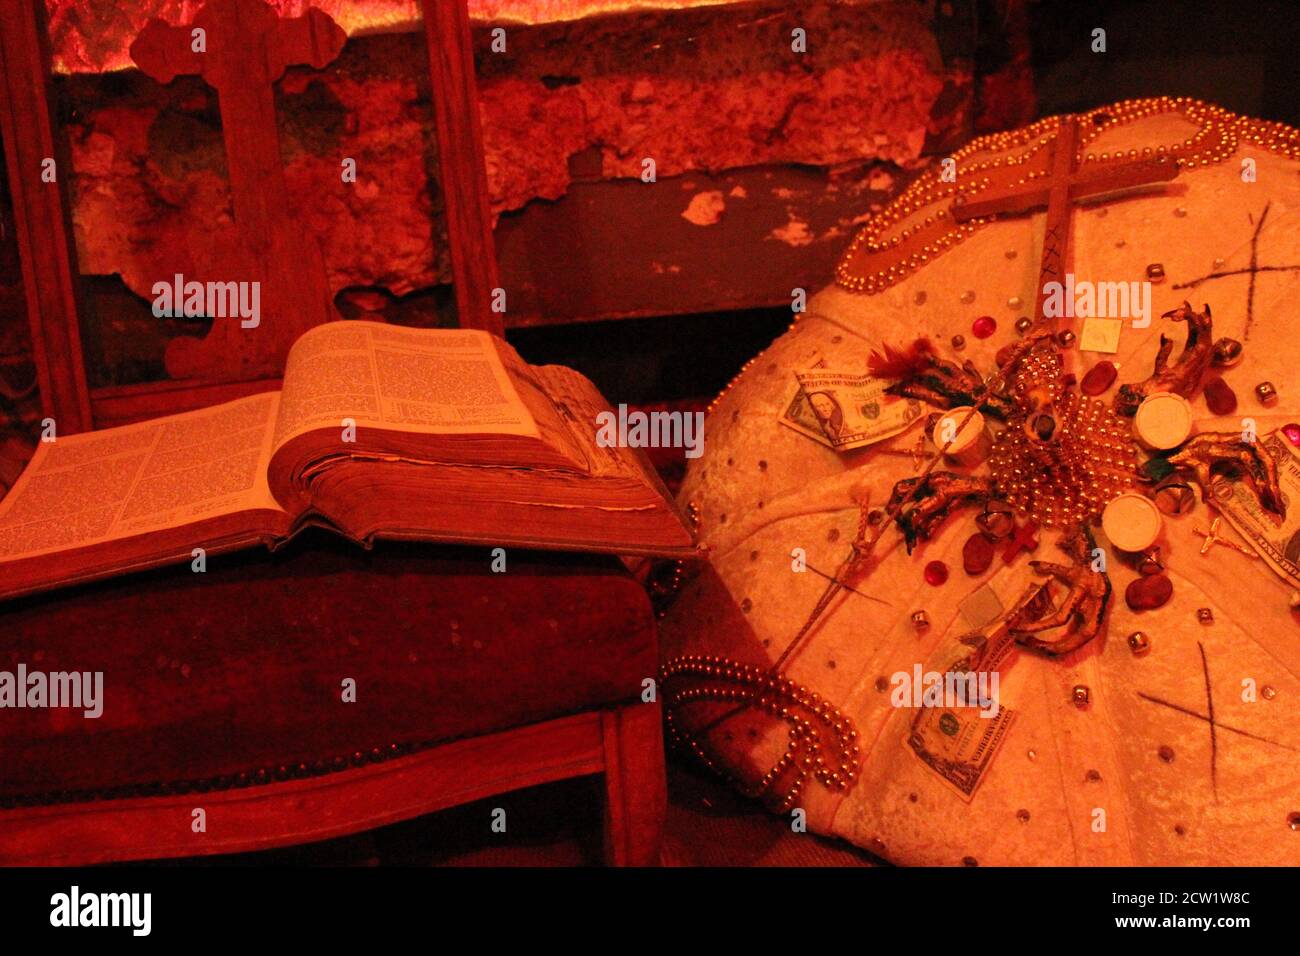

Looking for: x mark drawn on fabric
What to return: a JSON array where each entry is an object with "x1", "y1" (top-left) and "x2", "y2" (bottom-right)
[
  {"x1": 1173, "y1": 202, "x2": 1300, "y2": 341},
  {"x1": 1137, "y1": 642, "x2": 1298, "y2": 803}
]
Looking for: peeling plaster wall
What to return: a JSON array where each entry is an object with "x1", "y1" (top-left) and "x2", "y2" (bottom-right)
[
  {"x1": 59, "y1": 2, "x2": 958, "y2": 311},
  {"x1": 0, "y1": 0, "x2": 1005, "y2": 415}
]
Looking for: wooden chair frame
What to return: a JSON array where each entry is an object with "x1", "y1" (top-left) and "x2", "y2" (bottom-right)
[
  {"x1": 0, "y1": 705, "x2": 665, "y2": 866},
  {"x1": 0, "y1": 0, "x2": 502, "y2": 433}
]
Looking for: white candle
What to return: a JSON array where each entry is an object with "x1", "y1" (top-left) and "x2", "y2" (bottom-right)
[
  {"x1": 1134, "y1": 392, "x2": 1193, "y2": 450},
  {"x1": 1102, "y1": 492, "x2": 1163, "y2": 552},
  {"x1": 931, "y1": 406, "x2": 989, "y2": 466}
]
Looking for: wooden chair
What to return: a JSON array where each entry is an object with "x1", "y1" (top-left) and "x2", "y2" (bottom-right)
[
  {"x1": 0, "y1": 0, "x2": 667, "y2": 865},
  {"x1": 0, "y1": 537, "x2": 666, "y2": 866}
]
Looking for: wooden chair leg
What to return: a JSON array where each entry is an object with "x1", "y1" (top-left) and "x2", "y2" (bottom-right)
[{"x1": 600, "y1": 702, "x2": 666, "y2": 866}]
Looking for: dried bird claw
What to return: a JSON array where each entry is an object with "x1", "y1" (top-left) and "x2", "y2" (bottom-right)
[
  {"x1": 886, "y1": 472, "x2": 995, "y2": 552},
  {"x1": 1166, "y1": 431, "x2": 1287, "y2": 517},
  {"x1": 1114, "y1": 301, "x2": 1215, "y2": 416},
  {"x1": 1012, "y1": 530, "x2": 1112, "y2": 658},
  {"x1": 870, "y1": 338, "x2": 1014, "y2": 420}
]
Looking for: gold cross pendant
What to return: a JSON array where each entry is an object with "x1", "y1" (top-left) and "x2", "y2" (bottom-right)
[{"x1": 1194, "y1": 517, "x2": 1259, "y2": 559}]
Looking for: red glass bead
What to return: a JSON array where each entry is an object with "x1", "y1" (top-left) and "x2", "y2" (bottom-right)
[
  {"x1": 923, "y1": 560, "x2": 949, "y2": 586},
  {"x1": 971, "y1": 315, "x2": 997, "y2": 339},
  {"x1": 1080, "y1": 361, "x2": 1117, "y2": 396},
  {"x1": 1204, "y1": 377, "x2": 1237, "y2": 415},
  {"x1": 1283, "y1": 423, "x2": 1300, "y2": 447}
]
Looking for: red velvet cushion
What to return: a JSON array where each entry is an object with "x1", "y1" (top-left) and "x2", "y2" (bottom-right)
[{"x1": 0, "y1": 533, "x2": 656, "y2": 804}]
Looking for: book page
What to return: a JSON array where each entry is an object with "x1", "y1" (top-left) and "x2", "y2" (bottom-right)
[
  {"x1": 0, "y1": 392, "x2": 282, "y2": 563},
  {"x1": 272, "y1": 321, "x2": 539, "y2": 449}
]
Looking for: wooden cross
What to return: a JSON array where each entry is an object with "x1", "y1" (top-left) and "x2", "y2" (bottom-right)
[
  {"x1": 130, "y1": 0, "x2": 347, "y2": 383},
  {"x1": 952, "y1": 118, "x2": 1180, "y2": 331}
]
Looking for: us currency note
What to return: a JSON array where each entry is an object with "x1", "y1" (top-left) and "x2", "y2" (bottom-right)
[
  {"x1": 907, "y1": 636, "x2": 1018, "y2": 801},
  {"x1": 791, "y1": 368, "x2": 923, "y2": 450},
  {"x1": 778, "y1": 359, "x2": 833, "y2": 446},
  {"x1": 908, "y1": 702, "x2": 1016, "y2": 800},
  {"x1": 1213, "y1": 431, "x2": 1300, "y2": 589},
  {"x1": 907, "y1": 582, "x2": 1052, "y2": 800}
]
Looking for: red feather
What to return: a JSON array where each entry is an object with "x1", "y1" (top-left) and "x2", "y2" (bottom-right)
[{"x1": 868, "y1": 337, "x2": 934, "y2": 379}]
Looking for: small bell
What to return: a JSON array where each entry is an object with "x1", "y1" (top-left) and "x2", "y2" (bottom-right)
[
  {"x1": 1136, "y1": 547, "x2": 1163, "y2": 576},
  {"x1": 1211, "y1": 337, "x2": 1244, "y2": 369},
  {"x1": 1153, "y1": 480, "x2": 1196, "y2": 516}
]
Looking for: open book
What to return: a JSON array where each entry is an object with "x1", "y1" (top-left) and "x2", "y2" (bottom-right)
[{"x1": 0, "y1": 322, "x2": 695, "y2": 601}]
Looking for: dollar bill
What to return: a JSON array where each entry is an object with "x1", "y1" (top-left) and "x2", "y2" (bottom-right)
[
  {"x1": 790, "y1": 368, "x2": 924, "y2": 450},
  {"x1": 779, "y1": 391, "x2": 833, "y2": 447},
  {"x1": 1213, "y1": 431, "x2": 1300, "y2": 589},
  {"x1": 778, "y1": 359, "x2": 833, "y2": 446},
  {"x1": 908, "y1": 631, "x2": 1017, "y2": 801},
  {"x1": 908, "y1": 699, "x2": 1016, "y2": 801},
  {"x1": 907, "y1": 582, "x2": 1050, "y2": 800}
]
